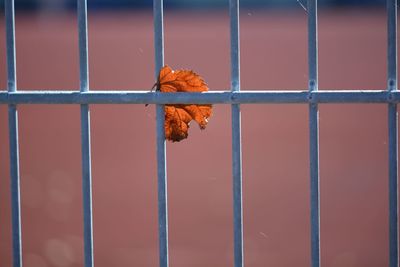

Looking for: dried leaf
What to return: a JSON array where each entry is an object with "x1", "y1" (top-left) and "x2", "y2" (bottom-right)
[{"x1": 156, "y1": 65, "x2": 212, "y2": 142}]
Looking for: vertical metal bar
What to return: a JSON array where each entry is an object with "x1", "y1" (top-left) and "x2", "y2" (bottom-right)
[
  {"x1": 309, "y1": 98, "x2": 320, "y2": 267},
  {"x1": 230, "y1": 0, "x2": 240, "y2": 92},
  {"x1": 153, "y1": 1, "x2": 168, "y2": 267},
  {"x1": 78, "y1": 1, "x2": 94, "y2": 266},
  {"x1": 388, "y1": 104, "x2": 399, "y2": 267},
  {"x1": 232, "y1": 103, "x2": 243, "y2": 267},
  {"x1": 307, "y1": 1, "x2": 320, "y2": 267},
  {"x1": 229, "y1": 0, "x2": 243, "y2": 266},
  {"x1": 387, "y1": 1, "x2": 398, "y2": 267},
  {"x1": 8, "y1": 105, "x2": 21, "y2": 267},
  {"x1": 153, "y1": 0, "x2": 164, "y2": 78},
  {"x1": 78, "y1": 0, "x2": 89, "y2": 93},
  {"x1": 5, "y1": 1, "x2": 22, "y2": 267},
  {"x1": 80, "y1": 104, "x2": 93, "y2": 267},
  {"x1": 5, "y1": 0, "x2": 16, "y2": 93},
  {"x1": 156, "y1": 103, "x2": 168, "y2": 267}
]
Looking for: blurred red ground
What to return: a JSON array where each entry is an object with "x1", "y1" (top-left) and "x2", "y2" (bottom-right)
[{"x1": 0, "y1": 7, "x2": 398, "y2": 267}]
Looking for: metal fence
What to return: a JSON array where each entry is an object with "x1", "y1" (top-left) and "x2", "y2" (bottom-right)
[{"x1": 1, "y1": 0, "x2": 398, "y2": 267}]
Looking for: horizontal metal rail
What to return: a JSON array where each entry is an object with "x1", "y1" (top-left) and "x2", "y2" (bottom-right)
[{"x1": 0, "y1": 90, "x2": 399, "y2": 104}]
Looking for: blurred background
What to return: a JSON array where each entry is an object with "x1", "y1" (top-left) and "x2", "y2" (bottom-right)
[
  {"x1": 0, "y1": 0, "x2": 397, "y2": 267},
  {"x1": 0, "y1": 0, "x2": 389, "y2": 10}
]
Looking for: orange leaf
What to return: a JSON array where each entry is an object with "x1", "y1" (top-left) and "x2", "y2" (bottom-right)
[{"x1": 156, "y1": 65, "x2": 212, "y2": 142}]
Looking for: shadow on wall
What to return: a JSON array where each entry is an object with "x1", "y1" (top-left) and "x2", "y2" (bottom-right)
[{"x1": 0, "y1": 0, "x2": 388, "y2": 11}]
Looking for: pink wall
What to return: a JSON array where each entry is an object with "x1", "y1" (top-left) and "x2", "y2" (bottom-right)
[{"x1": 0, "y1": 8, "x2": 397, "y2": 267}]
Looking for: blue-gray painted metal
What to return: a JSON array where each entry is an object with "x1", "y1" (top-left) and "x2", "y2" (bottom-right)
[
  {"x1": 156, "y1": 104, "x2": 168, "y2": 267},
  {"x1": 80, "y1": 104, "x2": 94, "y2": 267},
  {"x1": 153, "y1": 0, "x2": 164, "y2": 77},
  {"x1": 308, "y1": 0, "x2": 320, "y2": 267},
  {"x1": 153, "y1": 0, "x2": 168, "y2": 266},
  {"x1": 387, "y1": 0, "x2": 398, "y2": 266},
  {"x1": 78, "y1": 0, "x2": 89, "y2": 92},
  {"x1": 5, "y1": 0, "x2": 16, "y2": 93},
  {"x1": 388, "y1": 103, "x2": 398, "y2": 267},
  {"x1": 231, "y1": 104, "x2": 243, "y2": 267},
  {"x1": 8, "y1": 105, "x2": 22, "y2": 267},
  {"x1": 2, "y1": 90, "x2": 400, "y2": 104},
  {"x1": 308, "y1": 0, "x2": 318, "y2": 93},
  {"x1": 229, "y1": 0, "x2": 244, "y2": 266},
  {"x1": 387, "y1": 0, "x2": 397, "y2": 87},
  {"x1": 230, "y1": 0, "x2": 240, "y2": 93},
  {"x1": 309, "y1": 103, "x2": 320, "y2": 267},
  {"x1": 78, "y1": 0, "x2": 94, "y2": 266},
  {"x1": 5, "y1": 1, "x2": 22, "y2": 267}
]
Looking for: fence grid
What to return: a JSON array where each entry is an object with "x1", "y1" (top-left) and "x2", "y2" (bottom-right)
[{"x1": 2, "y1": 0, "x2": 399, "y2": 267}]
